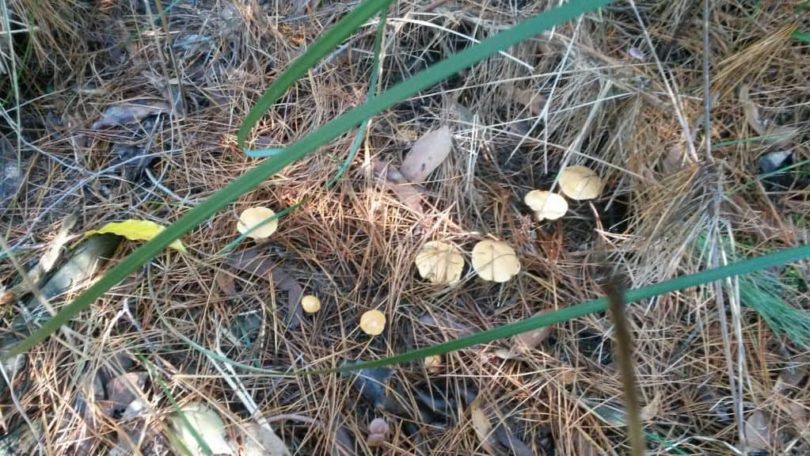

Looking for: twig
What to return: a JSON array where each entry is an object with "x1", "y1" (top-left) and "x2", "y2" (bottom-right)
[
  {"x1": 605, "y1": 278, "x2": 645, "y2": 456},
  {"x1": 703, "y1": 0, "x2": 713, "y2": 161}
]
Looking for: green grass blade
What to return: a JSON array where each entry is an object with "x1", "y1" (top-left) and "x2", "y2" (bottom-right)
[
  {"x1": 792, "y1": 31, "x2": 810, "y2": 43},
  {"x1": 326, "y1": 7, "x2": 388, "y2": 189},
  {"x1": 328, "y1": 244, "x2": 810, "y2": 373},
  {"x1": 236, "y1": 0, "x2": 392, "y2": 149},
  {"x1": 7, "y1": 0, "x2": 614, "y2": 356}
]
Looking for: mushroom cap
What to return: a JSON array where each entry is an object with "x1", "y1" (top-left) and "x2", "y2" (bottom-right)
[
  {"x1": 424, "y1": 355, "x2": 443, "y2": 372},
  {"x1": 368, "y1": 418, "x2": 390, "y2": 436},
  {"x1": 301, "y1": 295, "x2": 321, "y2": 314},
  {"x1": 359, "y1": 310, "x2": 386, "y2": 336},
  {"x1": 414, "y1": 241, "x2": 465, "y2": 285},
  {"x1": 558, "y1": 165, "x2": 603, "y2": 200},
  {"x1": 524, "y1": 190, "x2": 568, "y2": 220},
  {"x1": 237, "y1": 207, "x2": 279, "y2": 239},
  {"x1": 471, "y1": 240, "x2": 521, "y2": 282}
]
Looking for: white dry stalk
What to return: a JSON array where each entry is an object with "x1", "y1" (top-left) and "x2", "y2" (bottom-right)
[
  {"x1": 463, "y1": 112, "x2": 480, "y2": 195},
  {"x1": 707, "y1": 218, "x2": 745, "y2": 446},
  {"x1": 551, "y1": 80, "x2": 612, "y2": 193},
  {"x1": 627, "y1": 0, "x2": 699, "y2": 162},
  {"x1": 212, "y1": 334, "x2": 288, "y2": 455},
  {"x1": 722, "y1": 221, "x2": 751, "y2": 442},
  {"x1": 0, "y1": 0, "x2": 21, "y2": 159},
  {"x1": 506, "y1": 16, "x2": 583, "y2": 168}
]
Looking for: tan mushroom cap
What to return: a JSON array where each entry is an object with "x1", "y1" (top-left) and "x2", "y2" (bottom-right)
[
  {"x1": 301, "y1": 295, "x2": 321, "y2": 314},
  {"x1": 524, "y1": 190, "x2": 568, "y2": 220},
  {"x1": 558, "y1": 165, "x2": 603, "y2": 200},
  {"x1": 359, "y1": 310, "x2": 386, "y2": 336},
  {"x1": 414, "y1": 241, "x2": 465, "y2": 285},
  {"x1": 424, "y1": 355, "x2": 443, "y2": 372},
  {"x1": 471, "y1": 240, "x2": 521, "y2": 283},
  {"x1": 237, "y1": 207, "x2": 279, "y2": 239}
]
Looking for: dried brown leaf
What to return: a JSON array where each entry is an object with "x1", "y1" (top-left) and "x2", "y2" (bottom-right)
[
  {"x1": 106, "y1": 372, "x2": 148, "y2": 412},
  {"x1": 91, "y1": 101, "x2": 170, "y2": 129},
  {"x1": 744, "y1": 410, "x2": 771, "y2": 451},
  {"x1": 512, "y1": 311, "x2": 553, "y2": 353},
  {"x1": 513, "y1": 88, "x2": 547, "y2": 115},
  {"x1": 470, "y1": 396, "x2": 497, "y2": 455},
  {"x1": 493, "y1": 424, "x2": 533, "y2": 456},
  {"x1": 372, "y1": 159, "x2": 424, "y2": 214},
  {"x1": 241, "y1": 423, "x2": 290, "y2": 456},
  {"x1": 400, "y1": 126, "x2": 453, "y2": 182},
  {"x1": 225, "y1": 246, "x2": 304, "y2": 328},
  {"x1": 740, "y1": 84, "x2": 798, "y2": 145}
]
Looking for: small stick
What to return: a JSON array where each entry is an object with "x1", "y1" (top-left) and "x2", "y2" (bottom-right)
[{"x1": 605, "y1": 279, "x2": 645, "y2": 456}]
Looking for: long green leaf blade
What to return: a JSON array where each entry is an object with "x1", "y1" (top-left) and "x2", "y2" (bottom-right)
[
  {"x1": 237, "y1": 0, "x2": 391, "y2": 148},
  {"x1": 328, "y1": 244, "x2": 810, "y2": 373},
  {"x1": 8, "y1": 0, "x2": 614, "y2": 356}
]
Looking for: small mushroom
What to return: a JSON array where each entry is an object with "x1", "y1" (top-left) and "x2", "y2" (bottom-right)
[
  {"x1": 414, "y1": 241, "x2": 465, "y2": 285},
  {"x1": 360, "y1": 310, "x2": 386, "y2": 336},
  {"x1": 301, "y1": 295, "x2": 321, "y2": 314},
  {"x1": 367, "y1": 417, "x2": 390, "y2": 447},
  {"x1": 524, "y1": 190, "x2": 568, "y2": 221},
  {"x1": 471, "y1": 240, "x2": 521, "y2": 283},
  {"x1": 424, "y1": 355, "x2": 443, "y2": 373},
  {"x1": 237, "y1": 207, "x2": 279, "y2": 239},
  {"x1": 558, "y1": 165, "x2": 603, "y2": 200}
]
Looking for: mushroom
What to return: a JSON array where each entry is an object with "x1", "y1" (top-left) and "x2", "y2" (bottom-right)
[
  {"x1": 237, "y1": 207, "x2": 279, "y2": 239},
  {"x1": 558, "y1": 165, "x2": 603, "y2": 201},
  {"x1": 471, "y1": 240, "x2": 521, "y2": 283},
  {"x1": 301, "y1": 295, "x2": 321, "y2": 314},
  {"x1": 359, "y1": 310, "x2": 386, "y2": 336},
  {"x1": 367, "y1": 418, "x2": 390, "y2": 447},
  {"x1": 414, "y1": 241, "x2": 465, "y2": 285},
  {"x1": 424, "y1": 355, "x2": 443, "y2": 373},
  {"x1": 524, "y1": 190, "x2": 568, "y2": 221}
]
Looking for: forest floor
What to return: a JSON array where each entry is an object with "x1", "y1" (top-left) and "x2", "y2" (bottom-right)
[{"x1": 1, "y1": 0, "x2": 809, "y2": 455}]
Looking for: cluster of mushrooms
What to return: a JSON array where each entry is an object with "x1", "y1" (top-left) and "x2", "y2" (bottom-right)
[{"x1": 233, "y1": 165, "x2": 602, "y2": 337}]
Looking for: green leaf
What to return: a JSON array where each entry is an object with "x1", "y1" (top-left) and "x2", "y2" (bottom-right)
[
  {"x1": 326, "y1": 244, "x2": 810, "y2": 373},
  {"x1": 791, "y1": 30, "x2": 810, "y2": 43},
  {"x1": 7, "y1": 0, "x2": 614, "y2": 356},
  {"x1": 237, "y1": 0, "x2": 393, "y2": 149}
]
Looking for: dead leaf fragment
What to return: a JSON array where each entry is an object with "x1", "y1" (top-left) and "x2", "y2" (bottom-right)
[
  {"x1": 740, "y1": 84, "x2": 798, "y2": 145},
  {"x1": 400, "y1": 126, "x2": 453, "y2": 182},
  {"x1": 470, "y1": 396, "x2": 497, "y2": 455},
  {"x1": 415, "y1": 241, "x2": 465, "y2": 285},
  {"x1": 471, "y1": 240, "x2": 521, "y2": 283},
  {"x1": 558, "y1": 165, "x2": 603, "y2": 201},
  {"x1": 512, "y1": 325, "x2": 552, "y2": 354},
  {"x1": 92, "y1": 101, "x2": 169, "y2": 129},
  {"x1": 744, "y1": 410, "x2": 771, "y2": 451},
  {"x1": 372, "y1": 159, "x2": 424, "y2": 214},
  {"x1": 225, "y1": 245, "x2": 304, "y2": 329},
  {"x1": 84, "y1": 219, "x2": 186, "y2": 252},
  {"x1": 241, "y1": 423, "x2": 290, "y2": 456},
  {"x1": 513, "y1": 88, "x2": 547, "y2": 115},
  {"x1": 106, "y1": 372, "x2": 148, "y2": 413},
  {"x1": 170, "y1": 402, "x2": 234, "y2": 455}
]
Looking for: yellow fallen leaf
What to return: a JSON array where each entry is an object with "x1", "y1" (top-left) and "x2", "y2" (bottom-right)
[{"x1": 84, "y1": 220, "x2": 187, "y2": 252}]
